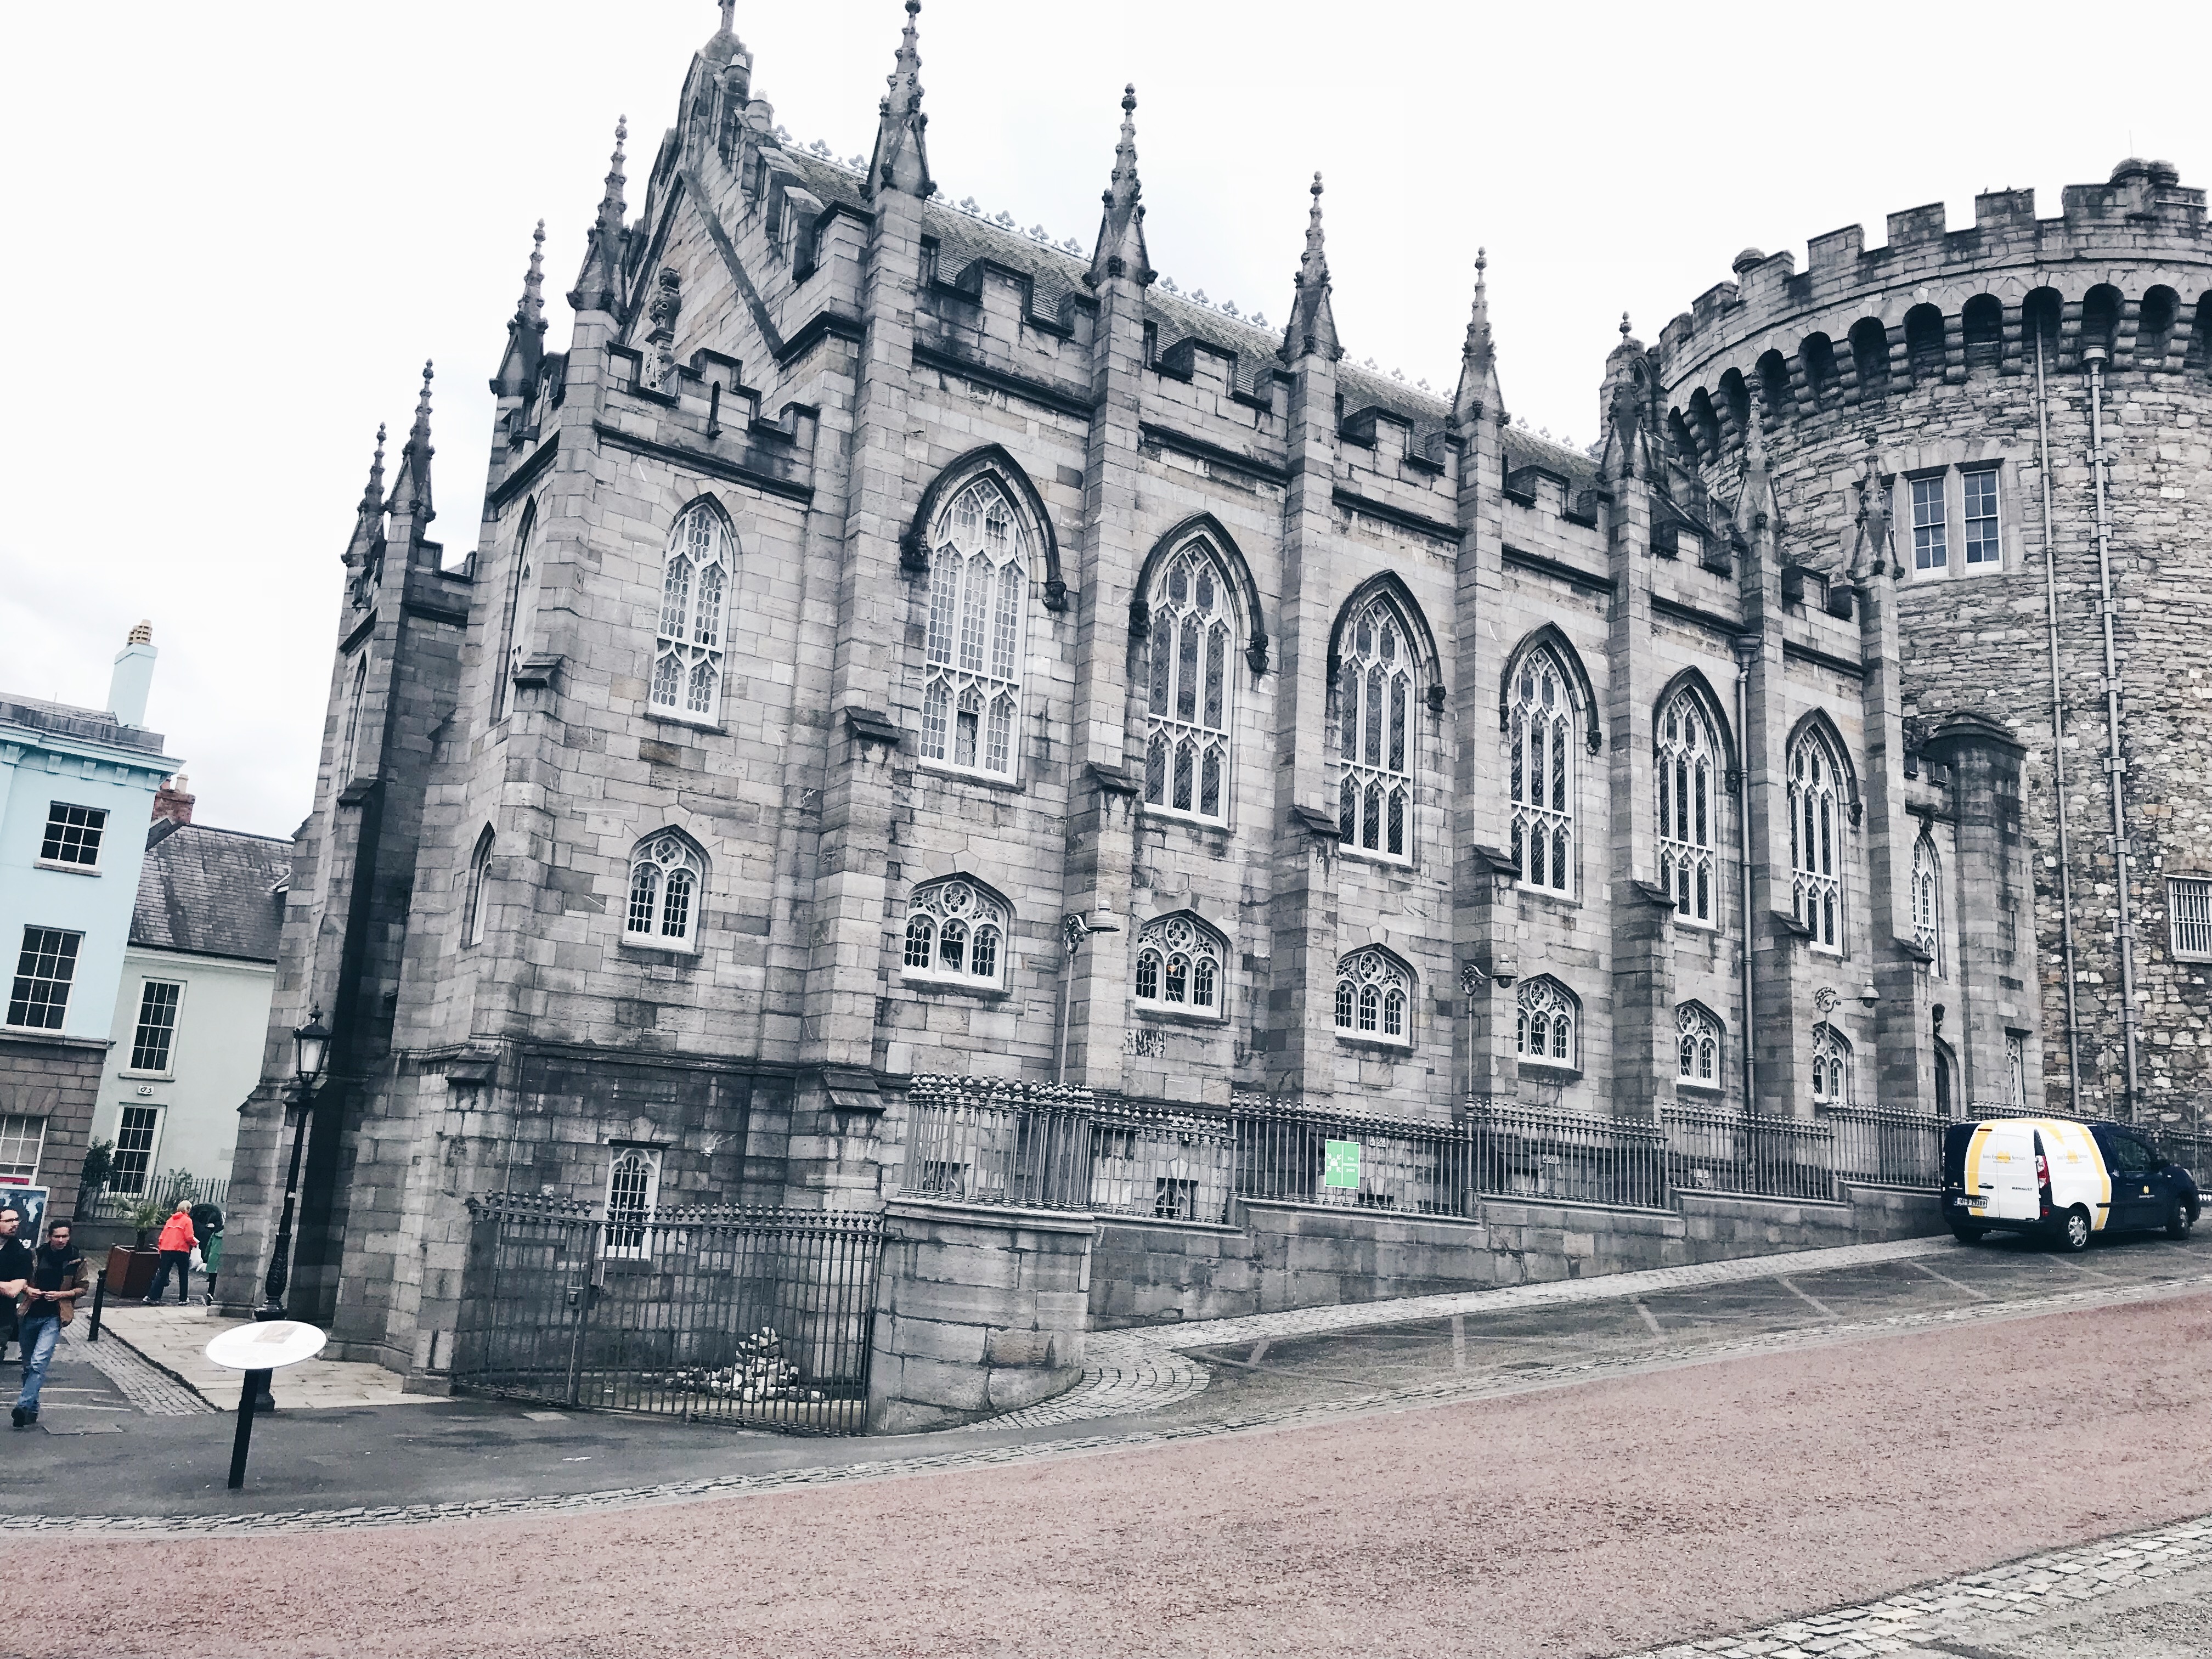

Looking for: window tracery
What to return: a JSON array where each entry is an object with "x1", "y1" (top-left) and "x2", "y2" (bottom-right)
[
  {"x1": 1911, "y1": 832, "x2": 1942, "y2": 973},
  {"x1": 1656, "y1": 690, "x2": 1717, "y2": 926},
  {"x1": 496, "y1": 509, "x2": 539, "y2": 720},
  {"x1": 921, "y1": 478, "x2": 1026, "y2": 779},
  {"x1": 1508, "y1": 648, "x2": 1575, "y2": 893},
  {"x1": 625, "y1": 832, "x2": 703, "y2": 950},
  {"x1": 650, "y1": 505, "x2": 730, "y2": 724},
  {"x1": 1132, "y1": 913, "x2": 1226, "y2": 1020},
  {"x1": 1788, "y1": 727, "x2": 1846, "y2": 952},
  {"x1": 1336, "y1": 596, "x2": 1417, "y2": 860},
  {"x1": 1810, "y1": 1021, "x2": 1852, "y2": 1105},
  {"x1": 900, "y1": 878, "x2": 1008, "y2": 990},
  {"x1": 1333, "y1": 947, "x2": 1412, "y2": 1046},
  {"x1": 1142, "y1": 543, "x2": 1235, "y2": 822},
  {"x1": 1677, "y1": 1003, "x2": 1722, "y2": 1090},
  {"x1": 1515, "y1": 977, "x2": 1578, "y2": 1070}
]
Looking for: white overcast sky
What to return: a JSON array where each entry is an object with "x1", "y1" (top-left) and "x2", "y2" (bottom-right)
[{"x1": 2, "y1": 2, "x2": 2200, "y2": 838}]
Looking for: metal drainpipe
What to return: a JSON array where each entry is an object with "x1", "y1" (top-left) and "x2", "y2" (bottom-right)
[
  {"x1": 1734, "y1": 641, "x2": 1758, "y2": 1112},
  {"x1": 2083, "y1": 347, "x2": 2142, "y2": 1118},
  {"x1": 2033, "y1": 331, "x2": 2085, "y2": 1103}
]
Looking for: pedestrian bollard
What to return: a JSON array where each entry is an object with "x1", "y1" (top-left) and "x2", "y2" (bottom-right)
[
  {"x1": 204, "y1": 1321, "x2": 328, "y2": 1491},
  {"x1": 87, "y1": 1273, "x2": 105, "y2": 1342}
]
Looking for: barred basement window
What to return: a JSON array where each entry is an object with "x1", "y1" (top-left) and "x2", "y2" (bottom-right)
[
  {"x1": 921, "y1": 478, "x2": 1027, "y2": 780},
  {"x1": 0, "y1": 1113, "x2": 46, "y2": 1186},
  {"x1": 129, "y1": 980, "x2": 182, "y2": 1073},
  {"x1": 625, "y1": 833, "x2": 703, "y2": 950},
  {"x1": 1655, "y1": 691, "x2": 1716, "y2": 926},
  {"x1": 1508, "y1": 648, "x2": 1575, "y2": 894},
  {"x1": 1910, "y1": 475, "x2": 1948, "y2": 572},
  {"x1": 1811, "y1": 1021, "x2": 1852, "y2": 1105},
  {"x1": 901, "y1": 877, "x2": 1008, "y2": 990},
  {"x1": 648, "y1": 503, "x2": 730, "y2": 724},
  {"x1": 603, "y1": 1145, "x2": 662, "y2": 1259},
  {"x1": 40, "y1": 802, "x2": 106, "y2": 869},
  {"x1": 1912, "y1": 833, "x2": 1942, "y2": 973},
  {"x1": 1336, "y1": 596, "x2": 1416, "y2": 860},
  {"x1": 2169, "y1": 876, "x2": 2212, "y2": 959},
  {"x1": 1962, "y1": 469, "x2": 2001, "y2": 567},
  {"x1": 1142, "y1": 542, "x2": 1236, "y2": 822},
  {"x1": 1677, "y1": 1003, "x2": 1723, "y2": 1090},
  {"x1": 1133, "y1": 913, "x2": 1226, "y2": 1020},
  {"x1": 1333, "y1": 946, "x2": 1412, "y2": 1047},
  {"x1": 6, "y1": 927, "x2": 80, "y2": 1030},
  {"x1": 1788, "y1": 728, "x2": 1846, "y2": 952},
  {"x1": 1515, "y1": 977, "x2": 1578, "y2": 1070}
]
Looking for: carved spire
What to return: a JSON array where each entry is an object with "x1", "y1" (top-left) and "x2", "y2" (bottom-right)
[
  {"x1": 1452, "y1": 247, "x2": 1500, "y2": 422},
  {"x1": 1085, "y1": 84, "x2": 1153, "y2": 289},
  {"x1": 865, "y1": 1, "x2": 932, "y2": 200},
  {"x1": 1849, "y1": 460, "x2": 1898, "y2": 579},
  {"x1": 360, "y1": 424, "x2": 387, "y2": 517},
  {"x1": 1597, "y1": 315, "x2": 1651, "y2": 483},
  {"x1": 496, "y1": 221, "x2": 549, "y2": 397},
  {"x1": 568, "y1": 117, "x2": 629, "y2": 313},
  {"x1": 388, "y1": 362, "x2": 436, "y2": 526},
  {"x1": 519, "y1": 218, "x2": 546, "y2": 328},
  {"x1": 342, "y1": 424, "x2": 388, "y2": 569},
  {"x1": 1280, "y1": 172, "x2": 1340, "y2": 363},
  {"x1": 1734, "y1": 399, "x2": 1778, "y2": 543}
]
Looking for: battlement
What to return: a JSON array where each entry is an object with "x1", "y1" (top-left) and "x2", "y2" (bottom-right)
[{"x1": 1656, "y1": 159, "x2": 2211, "y2": 393}]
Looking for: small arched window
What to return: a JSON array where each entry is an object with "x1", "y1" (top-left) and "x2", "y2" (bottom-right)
[
  {"x1": 463, "y1": 826, "x2": 495, "y2": 948},
  {"x1": 1849, "y1": 318, "x2": 1891, "y2": 403},
  {"x1": 901, "y1": 877, "x2": 1008, "y2": 990},
  {"x1": 1337, "y1": 595, "x2": 1418, "y2": 860},
  {"x1": 1811, "y1": 1022, "x2": 1852, "y2": 1105},
  {"x1": 1788, "y1": 726, "x2": 1847, "y2": 952},
  {"x1": 1508, "y1": 646, "x2": 1576, "y2": 894},
  {"x1": 1912, "y1": 832, "x2": 1942, "y2": 974},
  {"x1": 650, "y1": 504, "x2": 731, "y2": 724},
  {"x1": 1800, "y1": 334, "x2": 1838, "y2": 409},
  {"x1": 1756, "y1": 351, "x2": 1792, "y2": 425},
  {"x1": 496, "y1": 507, "x2": 539, "y2": 720},
  {"x1": 921, "y1": 477, "x2": 1028, "y2": 779},
  {"x1": 1656, "y1": 688, "x2": 1718, "y2": 926},
  {"x1": 1133, "y1": 913, "x2": 1226, "y2": 1020},
  {"x1": 340, "y1": 651, "x2": 370, "y2": 782},
  {"x1": 1333, "y1": 946, "x2": 1412, "y2": 1047},
  {"x1": 1961, "y1": 296, "x2": 2003, "y2": 371},
  {"x1": 1677, "y1": 1003, "x2": 1723, "y2": 1090},
  {"x1": 1904, "y1": 304, "x2": 1945, "y2": 385},
  {"x1": 1515, "y1": 977, "x2": 1579, "y2": 1071},
  {"x1": 625, "y1": 832, "x2": 704, "y2": 950},
  {"x1": 1143, "y1": 541, "x2": 1236, "y2": 822}
]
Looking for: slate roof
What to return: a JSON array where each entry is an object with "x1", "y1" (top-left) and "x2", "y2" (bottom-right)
[{"x1": 131, "y1": 822, "x2": 294, "y2": 963}]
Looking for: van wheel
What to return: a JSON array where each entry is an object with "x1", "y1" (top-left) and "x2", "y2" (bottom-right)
[
  {"x1": 2168, "y1": 1201, "x2": 2196, "y2": 1242},
  {"x1": 1950, "y1": 1223, "x2": 1985, "y2": 1244},
  {"x1": 2058, "y1": 1207, "x2": 2092, "y2": 1253}
]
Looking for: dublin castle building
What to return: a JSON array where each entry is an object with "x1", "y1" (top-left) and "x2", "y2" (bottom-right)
[{"x1": 227, "y1": 2, "x2": 2207, "y2": 1372}]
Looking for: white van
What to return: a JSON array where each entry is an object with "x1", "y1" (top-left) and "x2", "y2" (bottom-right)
[{"x1": 1941, "y1": 1116, "x2": 2200, "y2": 1250}]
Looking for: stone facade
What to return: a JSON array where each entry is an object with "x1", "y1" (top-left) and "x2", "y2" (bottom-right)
[
  {"x1": 229, "y1": 5, "x2": 2042, "y2": 1374},
  {"x1": 1655, "y1": 159, "x2": 2212, "y2": 1127}
]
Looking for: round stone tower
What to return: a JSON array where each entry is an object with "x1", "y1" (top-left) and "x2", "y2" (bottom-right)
[{"x1": 1653, "y1": 159, "x2": 2212, "y2": 1129}]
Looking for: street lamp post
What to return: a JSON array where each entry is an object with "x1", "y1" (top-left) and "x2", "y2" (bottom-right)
[{"x1": 251, "y1": 1009, "x2": 330, "y2": 1408}]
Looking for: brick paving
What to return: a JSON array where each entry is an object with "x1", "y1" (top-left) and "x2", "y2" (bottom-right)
[{"x1": 66, "y1": 1327, "x2": 214, "y2": 1418}]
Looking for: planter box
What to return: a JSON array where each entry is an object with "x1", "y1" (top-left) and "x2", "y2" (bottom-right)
[{"x1": 105, "y1": 1245, "x2": 160, "y2": 1299}]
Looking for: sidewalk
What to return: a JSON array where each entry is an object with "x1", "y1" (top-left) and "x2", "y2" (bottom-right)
[{"x1": 92, "y1": 1301, "x2": 450, "y2": 1410}]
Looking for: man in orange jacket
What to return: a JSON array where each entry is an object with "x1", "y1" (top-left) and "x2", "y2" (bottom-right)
[{"x1": 145, "y1": 1203, "x2": 199, "y2": 1305}]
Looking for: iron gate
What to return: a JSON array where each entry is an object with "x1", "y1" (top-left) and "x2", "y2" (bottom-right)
[{"x1": 455, "y1": 1194, "x2": 883, "y2": 1434}]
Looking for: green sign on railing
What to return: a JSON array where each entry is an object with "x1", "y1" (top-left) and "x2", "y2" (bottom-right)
[{"x1": 1323, "y1": 1138, "x2": 1361, "y2": 1189}]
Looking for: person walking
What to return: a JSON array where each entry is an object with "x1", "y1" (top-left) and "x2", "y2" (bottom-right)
[
  {"x1": 12, "y1": 1219, "x2": 85, "y2": 1429},
  {"x1": 0, "y1": 1206, "x2": 31, "y2": 1365},
  {"x1": 189, "y1": 1198, "x2": 224, "y2": 1305},
  {"x1": 145, "y1": 1202, "x2": 197, "y2": 1305}
]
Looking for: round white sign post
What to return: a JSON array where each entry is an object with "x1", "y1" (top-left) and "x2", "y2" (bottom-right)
[{"x1": 206, "y1": 1320, "x2": 328, "y2": 1489}]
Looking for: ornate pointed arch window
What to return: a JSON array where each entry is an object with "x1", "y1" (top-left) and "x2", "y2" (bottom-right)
[
  {"x1": 901, "y1": 877, "x2": 1009, "y2": 990},
  {"x1": 1132, "y1": 913, "x2": 1227, "y2": 1021},
  {"x1": 463, "y1": 826, "x2": 495, "y2": 949},
  {"x1": 1336, "y1": 596, "x2": 1417, "y2": 860},
  {"x1": 1788, "y1": 727, "x2": 1847, "y2": 952},
  {"x1": 921, "y1": 478, "x2": 1028, "y2": 780},
  {"x1": 1911, "y1": 832, "x2": 1942, "y2": 974},
  {"x1": 1656, "y1": 689, "x2": 1718, "y2": 926},
  {"x1": 1515, "y1": 977, "x2": 1579, "y2": 1070},
  {"x1": 1333, "y1": 946, "x2": 1412, "y2": 1046},
  {"x1": 1143, "y1": 542, "x2": 1236, "y2": 822},
  {"x1": 495, "y1": 507, "x2": 539, "y2": 721},
  {"x1": 649, "y1": 503, "x2": 731, "y2": 724},
  {"x1": 1508, "y1": 647, "x2": 1576, "y2": 894},
  {"x1": 1810, "y1": 1021, "x2": 1852, "y2": 1105},
  {"x1": 1677, "y1": 1003, "x2": 1723, "y2": 1090},
  {"x1": 340, "y1": 650, "x2": 370, "y2": 782},
  {"x1": 625, "y1": 832, "x2": 704, "y2": 951}
]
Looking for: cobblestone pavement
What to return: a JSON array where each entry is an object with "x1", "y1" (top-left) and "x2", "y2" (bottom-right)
[
  {"x1": 1612, "y1": 1517, "x2": 2212, "y2": 1658},
  {"x1": 94, "y1": 1303, "x2": 443, "y2": 1409},
  {"x1": 67, "y1": 1326, "x2": 213, "y2": 1417}
]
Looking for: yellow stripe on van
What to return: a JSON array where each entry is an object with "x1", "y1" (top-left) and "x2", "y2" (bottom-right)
[{"x1": 1965, "y1": 1124, "x2": 1990, "y2": 1207}]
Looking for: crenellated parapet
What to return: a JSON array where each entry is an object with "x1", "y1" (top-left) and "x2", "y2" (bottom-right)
[{"x1": 1655, "y1": 160, "x2": 2212, "y2": 465}]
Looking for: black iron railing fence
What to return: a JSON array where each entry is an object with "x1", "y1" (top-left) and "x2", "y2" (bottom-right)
[
  {"x1": 453, "y1": 1193, "x2": 882, "y2": 1434},
  {"x1": 82, "y1": 1172, "x2": 229, "y2": 1223}
]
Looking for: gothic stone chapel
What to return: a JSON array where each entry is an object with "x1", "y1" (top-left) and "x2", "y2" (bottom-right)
[{"x1": 231, "y1": 0, "x2": 2155, "y2": 1377}]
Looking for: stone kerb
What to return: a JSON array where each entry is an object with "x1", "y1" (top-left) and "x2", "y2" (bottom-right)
[{"x1": 865, "y1": 1195, "x2": 1098, "y2": 1434}]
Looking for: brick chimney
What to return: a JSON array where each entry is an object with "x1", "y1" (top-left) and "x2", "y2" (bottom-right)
[{"x1": 151, "y1": 772, "x2": 195, "y2": 827}]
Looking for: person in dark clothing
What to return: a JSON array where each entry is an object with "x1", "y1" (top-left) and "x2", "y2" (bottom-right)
[
  {"x1": 189, "y1": 1200, "x2": 224, "y2": 1304},
  {"x1": 0, "y1": 1206, "x2": 31, "y2": 1365},
  {"x1": 12, "y1": 1220, "x2": 85, "y2": 1428}
]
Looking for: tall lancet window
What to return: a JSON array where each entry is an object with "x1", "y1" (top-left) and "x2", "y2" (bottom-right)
[
  {"x1": 1655, "y1": 690, "x2": 1717, "y2": 926},
  {"x1": 921, "y1": 479, "x2": 1026, "y2": 779},
  {"x1": 1143, "y1": 543, "x2": 1235, "y2": 822},
  {"x1": 340, "y1": 651, "x2": 370, "y2": 781},
  {"x1": 1911, "y1": 832, "x2": 1942, "y2": 974},
  {"x1": 1508, "y1": 648, "x2": 1575, "y2": 894},
  {"x1": 496, "y1": 509, "x2": 539, "y2": 721},
  {"x1": 1788, "y1": 727, "x2": 1847, "y2": 952},
  {"x1": 1336, "y1": 597, "x2": 1416, "y2": 860},
  {"x1": 648, "y1": 504, "x2": 730, "y2": 724}
]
